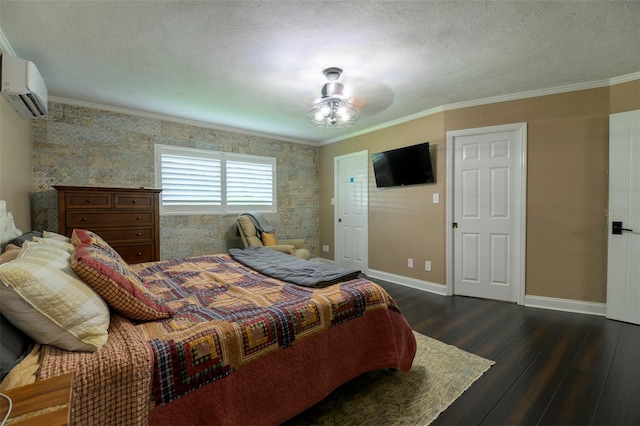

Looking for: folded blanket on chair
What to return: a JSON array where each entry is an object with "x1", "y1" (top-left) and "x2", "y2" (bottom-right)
[
  {"x1": 229, "y1": 246, "x2": 361, "y2": 288},
  {"x1": 235, "y1": 212, "x2": 275, "y2": 238}
]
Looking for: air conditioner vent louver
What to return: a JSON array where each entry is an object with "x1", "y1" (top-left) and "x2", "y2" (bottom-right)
[
  {"x1": 19, "y1": 93, "x2": 46, "y2": 117},
  {"x1": 1, "y1": 55, "x2": 48, "y2": 119}
]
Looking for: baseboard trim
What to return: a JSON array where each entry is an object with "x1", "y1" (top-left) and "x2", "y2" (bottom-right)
[
  {"x1": 524, "y1": 295, "x2": 606, "y2": 316},
  {"x1": 366, "y1": 269, "x2": 447, "y2": 296},
  {"x1": 335, "y1": 266, "x2": 606, "y2": 317}
]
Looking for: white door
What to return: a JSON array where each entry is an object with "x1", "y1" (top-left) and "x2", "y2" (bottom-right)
[
  {"x1": 334, "y1": 151, "x2": 368, "y2": 272},
  {"x1": 606, "y1": 110, "x2": 640, "y2": 325},
  {"x1": 447, "y1": 124, "x2": 526, "y2": 303}
]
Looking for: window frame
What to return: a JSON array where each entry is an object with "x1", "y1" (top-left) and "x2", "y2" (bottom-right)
[{"x1": 154, "y1": 144, "x2": 277, "y2": 215}]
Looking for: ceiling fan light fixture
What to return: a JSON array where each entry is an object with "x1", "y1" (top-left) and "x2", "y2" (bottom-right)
[
  {"x1": 307, "y1": 67, "x2": 359, "y2": 128},
  {"x1": 307, "y1": 98, "x2": 359, "y2": 128},
  {"x1": 322, "y1": 81, "x2": 345, "y2": 98},
  {"x1": 323, "y1": 67, "x2": 342, "y2": 82}
]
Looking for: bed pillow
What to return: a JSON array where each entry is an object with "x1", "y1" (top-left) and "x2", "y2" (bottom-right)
[
  {"x1": 72, "y1": 228, "x2": 111, "y2": 249},
  {"x1": 71, "y1": 229, "x2": 124, "y2": 262},
  {"x1": 0, "y1": 314, "x2": 34, "y2": 383},
  {"x1": 32, "y1": 237, "x2": 75, "y2": 253},
  {"x1": 0, "y1": 244, "x2": 21, "y2": 265},
  {"x1": 0, "y1": 257, "x2": 110, "y2": 352},
  {"x1": 71, "y1": 244, "x2": 174, "y2": 321},
  {"x1": 18, "y1": 241, "x2": 75, "y2": 276},
  {"x1": 4, "y1": 231, "x2": 43, "y2": 248},
  {"x1": 0, "y1": 211, "x2": 23, "y2": 245},
  {"x1": 42, "y1": 230, "x2": 72, "y2": 243}
]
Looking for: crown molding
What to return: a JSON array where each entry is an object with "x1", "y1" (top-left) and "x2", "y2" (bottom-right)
[
  {"x1": 441, "y1": 79, "x2": 610, "y2": 112},
  {"x1": 45, "y1": 70, "x2": 640, "y2": 148},
  {"x1": 320, "y1": 105, "x2": 445, "y2": 146},
  {"x1": 49, "y1": 97, "x2": 317, "y2": 146},
  {"x1": 609, "y1": 71, "x2": 640, "y2": 86},
  {"x1": 320, "y1": 72, "x2": 640, "y2": 145}
]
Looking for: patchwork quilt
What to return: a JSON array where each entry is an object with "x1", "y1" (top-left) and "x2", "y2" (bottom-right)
[
  {"x1": 38, "y1": 254, "x2": 416, "y2": 425},
  {"x1": 134, "y1": 254, "x2": 400, "y2": 405}
]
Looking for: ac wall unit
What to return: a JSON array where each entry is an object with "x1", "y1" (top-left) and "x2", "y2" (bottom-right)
[{"x1": 1, "y1": 54, "x2": 48, "y2": 118}]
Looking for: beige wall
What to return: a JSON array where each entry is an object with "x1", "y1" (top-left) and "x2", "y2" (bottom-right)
[
  {"x1": 610, "y1": 79, "x2": 640, "y2": 114},
  {"x1": 446, "y1": 88, "x2": 610, "y2": 302},
  {"x1": 319, "y1": 81, "x2": 640, "y2": 303},
  {"x1": 320, "y1": 113, "x2": 446, "y2": 283},
  {"x1": 0, "y1": 84, "x2": 33, "y2": 232}
]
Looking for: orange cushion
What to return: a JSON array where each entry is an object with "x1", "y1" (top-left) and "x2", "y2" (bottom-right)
[{"x1": 262, "y1": 232, "x2": 278, "y2": 246}]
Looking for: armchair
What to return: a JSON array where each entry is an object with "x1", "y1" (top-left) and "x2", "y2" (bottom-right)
[{"x1": 236, "y1": 213, "x2": 310, "y2": 260}]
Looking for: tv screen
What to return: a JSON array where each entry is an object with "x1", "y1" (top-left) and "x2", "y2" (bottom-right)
[{"x1": 372, "y1": 142, "x2": 435, "y2": 188}]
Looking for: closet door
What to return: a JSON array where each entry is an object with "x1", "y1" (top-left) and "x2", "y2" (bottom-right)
[{"x1": 606, "y1": 110, "x2": 640, "y2": 325}]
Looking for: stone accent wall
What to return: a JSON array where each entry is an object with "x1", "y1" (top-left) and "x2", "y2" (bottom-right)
[{"x1": 32, "y1": 103, "x2": 319, "y2": 259}]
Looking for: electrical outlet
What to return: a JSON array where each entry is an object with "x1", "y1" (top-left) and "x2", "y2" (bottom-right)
[
  {"x1": 322, "y1": 245, "x2": 330, "y2": 252},
  {"x1": 408, "y1": 258, "x2": 414, "y2": 268},
  {"x1": 425, "y1": 260, "x2": 432, "y2": 271}
]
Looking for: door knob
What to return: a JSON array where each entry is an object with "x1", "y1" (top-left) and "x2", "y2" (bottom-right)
[{"x1": 612, "y1": 221, "x2": 634, "y2": 235}]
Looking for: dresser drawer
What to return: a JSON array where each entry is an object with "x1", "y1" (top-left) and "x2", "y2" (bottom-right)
[
  {"x1": 65, "y1": 192, "x2": 112, "y2": 209},
  {"x1": 112, "y1": 244, "x2": 154, "y2": 264},
  {"x1": 67, "y1": 211, "x2": 153, "y2": 227},
  {"x1": 114, "y1": 193, "x2": 155, "y2": 209},
  {"x1": 56, "y1": 186, "x2": 161, "y2": 263},
  {"x1": 92, "y1": 228, "x2": 153, "y2": 243}
]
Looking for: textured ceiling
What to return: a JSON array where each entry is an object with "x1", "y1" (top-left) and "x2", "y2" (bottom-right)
[{"x1": 1, "y1": 1, "x2": 639, "y2": 144}]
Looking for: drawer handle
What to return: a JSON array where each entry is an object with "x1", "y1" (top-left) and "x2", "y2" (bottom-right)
[
  {"x1": 136, "y1": 232, "x2": 142, "y2": 236},
  {"x1": 136, "y1": 252, "x2": 142, "y2": 257},
  {"x1": 132, "y1": 199, "x2": 137, "y2": 204},
  {"x1": 82, "y1": 217, "x2": 88, "y2": 221},
  {"x1": 136, "y1": 216, "x2": 142, "y2": 220},
  {"x1": 86, "y1": 199, "x2": 92, "y2": 203}
]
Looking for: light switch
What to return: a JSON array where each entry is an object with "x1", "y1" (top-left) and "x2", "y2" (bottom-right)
[{"x1": 433, "y1": 193, "x2": 440, "y2": 204}]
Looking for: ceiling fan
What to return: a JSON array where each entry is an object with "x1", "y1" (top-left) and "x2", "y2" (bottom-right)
[{"x1": 307, "y1": 67, "x2": 359, "y2": 128}]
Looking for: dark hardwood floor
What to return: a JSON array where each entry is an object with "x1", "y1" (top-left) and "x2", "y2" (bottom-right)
[{"x1": 370, "y1": 278, "x2": 640, "y2": 426}]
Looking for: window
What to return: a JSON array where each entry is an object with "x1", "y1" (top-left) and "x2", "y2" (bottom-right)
[{"x1": 155, "y1": 144, "x2": 276, "y2": 215}]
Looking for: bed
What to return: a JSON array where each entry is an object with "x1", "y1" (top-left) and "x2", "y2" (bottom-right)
[{"x1": 0, "y1": 229, "x2": 416, "y2": 425}]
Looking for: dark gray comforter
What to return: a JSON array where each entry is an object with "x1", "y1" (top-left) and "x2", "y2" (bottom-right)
[{"x1": 228, "y1": 246, "x2": 361, "y2": 288}]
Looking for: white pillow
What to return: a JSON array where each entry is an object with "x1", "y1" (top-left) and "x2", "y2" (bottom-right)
[
  {"x1": 18, "y1": 241, "x2": 75, "y2": 276},
  {"x1": 32, "y1": 236, "x2": 75, "y2": 254},
  {"x1": 0, "y1": 255, "x2": 110, "y2": 352},
  {"x1": 43, "y1": 231, "x2": 72, "y2": 243},
  {"x1": 0, "y1": 212, "x2": 22, "y2": 245}
]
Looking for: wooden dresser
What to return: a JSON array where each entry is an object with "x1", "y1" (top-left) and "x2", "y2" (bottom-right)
[{"x1": 54, "y1": 186, "x2": 161, "y2": 264}]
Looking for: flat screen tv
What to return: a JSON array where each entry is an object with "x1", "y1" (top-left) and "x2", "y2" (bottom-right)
[{"x1": 372, "y1": 142, "x2": 435, "y2": 188}]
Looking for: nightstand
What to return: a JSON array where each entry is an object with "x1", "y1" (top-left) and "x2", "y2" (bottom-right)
[{"x1": 0, "y1": 373, "x2": 72, "y2": 425}]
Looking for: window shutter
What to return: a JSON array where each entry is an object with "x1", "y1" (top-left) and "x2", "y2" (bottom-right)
[
  {"x1": 161, "y1": 154, "x2": 222, "y2": 206},
  {"x1": 226, "y1": 160, "x2": 274, "y2": 207},
  {"x1": 155, "y1": 145, "x2": 276, "y2": 215}
]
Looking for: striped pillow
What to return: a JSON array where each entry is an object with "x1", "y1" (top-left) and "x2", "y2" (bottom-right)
[
  {"x1": 0, "y1": 257, "x2": 110, "y2": 352},
  {"x1": 71, "y1": 244, "x2": 173, "y2": 321}
]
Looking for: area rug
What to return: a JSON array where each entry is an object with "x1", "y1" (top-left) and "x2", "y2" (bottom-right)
[{"x1": 285, "y1": 331, "x2": 495, "y2": 426}]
